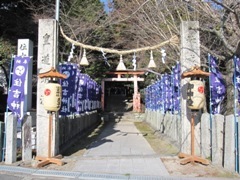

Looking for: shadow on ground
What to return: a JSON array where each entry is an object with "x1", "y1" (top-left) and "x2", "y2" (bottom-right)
[{"x1": 62, "y1": 113, "x2": 122, "y2": 157}]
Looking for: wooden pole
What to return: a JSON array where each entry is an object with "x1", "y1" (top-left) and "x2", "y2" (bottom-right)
[
  {"x1": 178, "y1": 111, "x2": 209, "y2": 165},
  {"x1": 48, "y1": 113, "x2": 52, "y2": 158},
  {"x1": 133, "y1": 74, "x2": 138, "y2": 95},
  {"x1": 191, "y1": 113, "x2": 194, "y2": 156},
  {"x1": 35, "y1": 112, "x2": 63, "y2": 167}
]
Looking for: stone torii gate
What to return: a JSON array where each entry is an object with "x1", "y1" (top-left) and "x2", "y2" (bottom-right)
[{"x1": 101, "y1": 70, "x2": 145, "y2": 112}]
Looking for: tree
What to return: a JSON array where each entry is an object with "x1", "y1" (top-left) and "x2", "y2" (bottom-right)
[
  {"x1": 105, "y1": 0, "x2": 240, "y2": 114},
  {"x1": 107, "y1": 0, "x2": 239, "y2": 63},
  {"x1": 60, "y1": 0, "x2": 116, "y2": 79},
  {"x1": 16, "y1": 0, "x2": 240, "y2": 114},
  {"x1": 0, "y1": 37, "x2": 14, "y2": 87},
  {"x1": 0, "y1": 0, "x2": 37, "y2": 45},
  {"x1": 23, "y1": 0, "x2": 115, "y2": 77},
  {"x1": 0, "y1": 0, "x2": 37, "y2": 89}
]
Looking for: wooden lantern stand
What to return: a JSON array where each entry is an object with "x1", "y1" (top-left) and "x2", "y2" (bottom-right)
[
  {"x1": 178, "y1": 66, "x2": 210, "y2": 165},
  {"x1": 178, "y1": 111, "x2": 209, "y2": 165},
  {"x1": 35, "y1": 67, "x2": 67, "y2": 168}
]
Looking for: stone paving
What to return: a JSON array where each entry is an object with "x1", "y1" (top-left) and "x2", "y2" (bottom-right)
[{"x1": 72, "y1": 120, "x2": 169, "y2": 176}]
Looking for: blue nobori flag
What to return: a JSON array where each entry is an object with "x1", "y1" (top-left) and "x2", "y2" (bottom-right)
[
  {"x1": 152, "y1": 83, "x2": 157, "y2": 110},
  {"x1": 160, "y1": 76, "x2": 165, "y2": 112},
  {"x1": 162, "y1": 74, "x2": 172, "y2": 112},
  {"x1": 59, "y1": 63, "x2": 77, "y2": 116},
  {"x1": 145, "y1": 87, "x2": 150, "y2": 109},
  {"x1": 172, "y1": 63, "x2": 181, "y2": 87},
  {"x1": 172, "y1": 63, "x2": 181, "y2": 112},
  {"x1": 77, "y1": 73, "x2": 88, "y2": 113},
  {"x1": 7, "y1": 56, "x2": 30, "y2": 121},
  {"x1": 149, "y1": 86, "x2": 153, "y2": 110},
  {"x1": 209, "y1": 55, "x2": 226, "y2": 114},
  {"x1": 156, "y1": 80, "x2": 162, "y2": 110},
  {"x1": 148, "y1": 86, "x2": 151, "y2": 110},
  {"x1": 233, "y1": 56, "x2": 240, "y2": 112}
]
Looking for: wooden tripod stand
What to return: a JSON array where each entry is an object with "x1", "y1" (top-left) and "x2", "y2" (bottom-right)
[
  {"x1": 35, "y1": 113, "x2": 63, "y2": 167},
  {"x1": 178, "y1": 111, "x2": 209, "y2": 165}
]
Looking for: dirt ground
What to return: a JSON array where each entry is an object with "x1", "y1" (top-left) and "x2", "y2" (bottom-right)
[{"x1": 162, "y1": 156, "x2": 239, "y2": 178}]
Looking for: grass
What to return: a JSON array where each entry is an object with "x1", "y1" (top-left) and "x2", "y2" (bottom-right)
[{"x1": 134, "y1": 121, "x2": 179, "y2": 156}]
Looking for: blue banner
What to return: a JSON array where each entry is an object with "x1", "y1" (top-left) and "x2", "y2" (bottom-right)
[
  {"x1": 59, "y1": 63, "x2": 77, "y2": 116},
  {"x1": 7, "y1": 56, "x2": 30, "y2": 121},
  {"x1": 59, "y1": 63, "x2": 101, "y2": 116},
  {"x1": 233, "y1": 56, "x2": 240, "y2": 115},
  {"x1": 172, "y1": 63, "x2": 181, "y2": 112},
  {"x1": 209, "y1": 55, "x2": 226, "y2": 114},
  {"x1": 145, "y1": 63, "x2": 181, "y2": 114},
  {"x1": 162, "y1": 74, "x2": 172, "y2": 112}
]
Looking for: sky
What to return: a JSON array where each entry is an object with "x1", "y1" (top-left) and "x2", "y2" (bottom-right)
[
  {"x1": 100, "y1": 0, "x2": 108, "y2": 4},
  {"x1": 100, "y1": 0, "x2": 112, "y2": 12}
]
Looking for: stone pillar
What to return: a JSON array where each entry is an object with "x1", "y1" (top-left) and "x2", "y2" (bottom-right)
[
  {"x1": 224, "y1": 115, "x2": 235, "y2": 172},
  {"x1": 36, "y1": 19, "x2": 59, "y2": 157},
  {"x1": 212, "y1": 114, "x2": 224, "y2": 167},
  {"x1": 200, "y1": 113, "x2": 210, "y2": 159},
  {"x1": 180, "y1": 21, "x2": 201, "y2": 154},
  {"x1": 5, "y1": 114, "x2": 17, "y2": 164},
  {"x1": 22, "y1": 115, "x2": 32, "y2": 162}
]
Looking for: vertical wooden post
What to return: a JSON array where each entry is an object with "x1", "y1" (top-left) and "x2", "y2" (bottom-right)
[
  {"x1": 48, "y1": 113, "x2": 52, "y2": 158},
  {"x1": 178, "y1": 111, "x2": 209, "y2": 165},
  {"x1": 191, "y1": 114, "x2": 194, "y2": 156},
  {"x1": 133, "y1": 74, "x2": 137, "y2": 112},
  {"x1": 133, "y1": 74, "x2": 138, "y2": 95}
]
